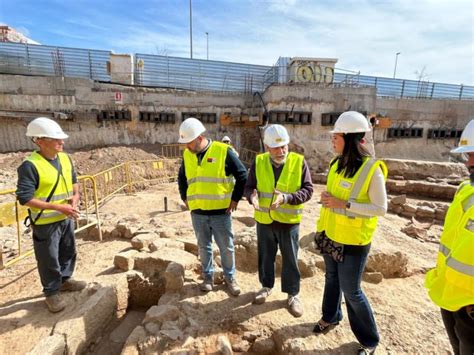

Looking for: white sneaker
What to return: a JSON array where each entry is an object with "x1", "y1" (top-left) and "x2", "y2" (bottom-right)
[
  {"x1": 253, "y1": 287, "x2": 272, "y2": 304},
  {"x1": 288, "y1": 294, "x2": 303, "y2": 317}
]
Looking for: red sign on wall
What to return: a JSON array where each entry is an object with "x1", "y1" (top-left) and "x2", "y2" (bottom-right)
[{"x1": 114, "y1": 92, "x2": 123, "y2": 104}]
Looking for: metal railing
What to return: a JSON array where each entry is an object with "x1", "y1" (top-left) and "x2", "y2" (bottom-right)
[
  {"x1": 135, "y1": 54, "x2": 269, "y2": 92},
  {"x1": 161, "y1": 144, "x2": 184, "y2": 158},
  {"x1": 263, "y1": 62, "x2": 473, "y2": 100},
  {"x1": 1, "y1": 42, "x2": 472, "y2": 99},
  {"x1": 333, "y1": 72, "x2": 474, "y2": 100},
  {"x1": 240, "y1": 148, "x2": 259, "y2": 167},
  {"x1": 0, "y1": 175, "x2": 102, "y2": 269},
  {"x1": 0, "y1": 42, "x2": 110, "y2": 81}
]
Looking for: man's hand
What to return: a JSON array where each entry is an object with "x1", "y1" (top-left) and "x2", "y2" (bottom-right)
[
  {"x1": 250, "y1": 189, "x2": 260, "y2": 210},
  {"x1": 226, "y1": 200, "x2": 239, "y2": 214},
  {"x1": 182, "y1": 200, "x2": 189, "y2": 210},
  {"x1": 56, "y1": 203, "x2": 80, "y2": 220},
  {"x1": 69, "y1": 194, "x2": 80, "y2": 210},
  {"x1": 270, "y1": 189, "x2": 285, "y2": 210},
  {"x1": 320, "y1": 191, "x2": 346, "y2": 209}
]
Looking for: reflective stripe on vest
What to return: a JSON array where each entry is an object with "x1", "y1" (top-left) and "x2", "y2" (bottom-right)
[
  {"x1": 254, "y1": 152, "x2": 304, "y2": 224},
  {"x1": 425, "y1": 181, "x2": 474, "y2": 311},
  {"x1": 183, "y1": 141, "x2": 234, "y2": 211},
  {"x1": 317, "y1": 157, "x2": 388, "y2": 246},
  {"x1": 27, "y1": 151, "x2": 73, "y2": 225}
]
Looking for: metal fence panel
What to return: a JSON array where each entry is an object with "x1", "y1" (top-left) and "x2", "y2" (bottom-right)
[
  {"x1": 0, "y1": 42, "x2": 110, "y2": 81},
  {"x1": 135, "y1": 54, "x2": 270, "y2": 92},
  {"x1": 0, "y1": 43, "x2": 472, "y2": 99},
  {"x1": 333, "y1": 72, "x2": 474, "y2": 100}
]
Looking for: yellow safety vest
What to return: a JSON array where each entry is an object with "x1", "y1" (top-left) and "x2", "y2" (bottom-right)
[
  {"x1": 27, "y1": 151, "x2": 73, "y2": 225},
  {"x1": 317, "y1": 157, "x2": 388, "y2": 245},
  {"x1": 254, "y1": 152, "x2": 304, "y2": 224},
  {"x1": 425, "y1": 180, "x2": 474, "y2": 311},
  {"x1": 183, "y1": 141, "x2": 234, "y2": 211}
]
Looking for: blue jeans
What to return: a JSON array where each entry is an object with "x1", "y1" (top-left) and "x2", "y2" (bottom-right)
[
  {"x1": 256, "y1": 223, "x2": 300, "y2": 296},
  {"x1": 32, "y1": 218, "x2": 76, "y2": 296},
  {"x1": 321, "y1": 251, "x2": 379, "y2": 348},
  {"x1": 191, "y1": 212, "x2": 236, "y2": 281}
]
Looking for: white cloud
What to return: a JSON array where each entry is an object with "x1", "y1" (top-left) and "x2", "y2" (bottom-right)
[{"x1": 5, "y1": 0, "x2": 472, "y2": 84}]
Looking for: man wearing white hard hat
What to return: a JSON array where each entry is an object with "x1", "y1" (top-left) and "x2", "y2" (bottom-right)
[
  {"x1": 221, "y1": 135, "x2": 239, "y2": 157},
  {"x1": 16, "y1": 117, "x2": 85, "y2": 313},
  {"x1": 426, "y1": 119, "x2": 474, "y2": 355},
  {"x1": 244, "y1": 124, "x2": 313, "y2": 317},
  {"x1": 178, "y1": 118, "x2": 247, "y2": 296}
]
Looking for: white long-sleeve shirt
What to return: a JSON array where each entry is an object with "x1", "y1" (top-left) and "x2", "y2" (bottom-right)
[{"x1": 347, "y1": 167, "x2": 387, "y2": 217}]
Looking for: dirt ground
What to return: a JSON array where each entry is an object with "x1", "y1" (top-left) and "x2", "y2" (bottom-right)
[{"x1": 0, "y1": 146, "x2": 454, "y2": 354}]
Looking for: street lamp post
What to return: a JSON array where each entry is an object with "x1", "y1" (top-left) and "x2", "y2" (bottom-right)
[
  {"x1": 189, "y1": 0, "x2": 193, "y2": 59},
  {"x1": 393, "y1": 52, "x2": 401, "y2": 78},
  {"x1": 205, "y1": 32, "x2": 209, "y2": 60}
]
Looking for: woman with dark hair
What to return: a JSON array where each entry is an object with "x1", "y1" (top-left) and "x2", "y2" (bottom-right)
[{"x1": 314, "y1": 111, "x2": 388, "y2": 355}]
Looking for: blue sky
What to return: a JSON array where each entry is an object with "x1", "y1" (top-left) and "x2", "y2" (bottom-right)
[{"x1": 1, "y1": 0, "x2": 473, "y2": 85}]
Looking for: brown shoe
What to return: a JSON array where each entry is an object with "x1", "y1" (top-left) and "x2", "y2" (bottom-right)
[
  {"x1": 225, "y1": 278, "x2": 241, "y2": 296},
  {"x1": 45, "y1": 294, "x2": 66, "y2": 313},
  {"x1": 60, "y1": 279, "x2": 87, "y2": 292}
]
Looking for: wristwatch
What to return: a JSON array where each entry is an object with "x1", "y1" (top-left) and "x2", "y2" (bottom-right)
[{"x1": 345, "y1": 201, "x2": 351, "y2": 209}]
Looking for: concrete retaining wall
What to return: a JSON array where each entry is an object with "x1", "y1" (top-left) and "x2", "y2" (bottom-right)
[{"x1": 1, "y1": 74, "x2": 472, "y2": 167}]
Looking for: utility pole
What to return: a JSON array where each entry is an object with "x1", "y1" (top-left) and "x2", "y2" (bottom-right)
[
  {"x1": 393, "y1": 52, "x2": 401, "y2": 78},
  {"x1": 205, "y1": 32, "x2": 209, "y2": 60},
  {"x1": 189, "y1": 0, "x2": 193, "y2": 59}
]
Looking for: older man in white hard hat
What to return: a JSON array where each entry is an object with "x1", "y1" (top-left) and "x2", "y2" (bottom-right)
[
  {"x1": 426, "y1": 119, "x2": 474, "y2": 355},
  {"x1": 16, "y1": 117, "x2": 86, "y2": 313},
  {"x1": 177, "y1": 118, "x2": 247, "y2": 296},
  {"x1": 244, "y1": 124, "x2": 313, "y2": 317}
]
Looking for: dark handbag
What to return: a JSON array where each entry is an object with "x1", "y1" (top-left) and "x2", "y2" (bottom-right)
[{"x1": 314, "y1": 231, "x2": 345, "y2": 263}]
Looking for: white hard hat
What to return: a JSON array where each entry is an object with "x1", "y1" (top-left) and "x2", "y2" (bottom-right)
[
  {"x1": 222, "y1": 135, "x2": 231, "y2": 143},
  {"x1": 26, "y1": 117, "x2": 69, "y2": 139},
  {"x1": 178, "y1": 118, "x2": 206, "y2": 143},
  {"x1": 330, "y1": 111, "x2": 371, "y2": 134},
  {"x1": 451, "y1": 119, "x2": 474, "y2": 154},
  {"x1": 264, "y1": 124, "x2": 290, "y2": 148}
]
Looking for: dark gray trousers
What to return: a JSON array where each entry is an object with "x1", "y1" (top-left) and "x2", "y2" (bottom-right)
[
  {"x1": 32, "y1": 218, "x2": 76, "y2": 296},
  {"x1": 441, "y1": 307, "x2": 474, "y2": 355}
]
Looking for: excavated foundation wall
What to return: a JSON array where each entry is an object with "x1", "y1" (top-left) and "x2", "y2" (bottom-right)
[{"x1": 1, "y1": 74, "x2": 472, "y2": 168}]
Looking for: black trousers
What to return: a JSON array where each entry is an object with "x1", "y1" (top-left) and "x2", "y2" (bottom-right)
[
  {"x1": 33, "y1": 219, "x2": 76, "y2": 296},
  {"x1": 441, "y1": 307, "x2": 474, "y2": 355}
]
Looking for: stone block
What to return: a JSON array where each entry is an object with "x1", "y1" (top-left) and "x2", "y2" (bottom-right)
[
  {"x1": 131, "y1": 233, "x2": 158, "y2": 250},
  {"x1": 415, "y1": 206, "x2": 435, "y2": 219},
  {"x1": 366, "y1": 249, "x2": 409, "y2": 278},
  {"x1": 143, "y1": 305, "x2": 181, "y2": 325},
  {"x1": 149, "y1": 239, "x2": 185, "y2": 252},
  {"x1": 403, "y1": 203, "x2": 417, "y2": 213},
  {"x1": 121, "y1": 326, "x2": 147, "y2": 355},
  {"x1": 134, "y1": 248, "x2": 198, "y2": 274},
  {"x1": 390, "y1": 194, "x2": 407, "y2": 205},
  {"x1": 54, "y1": 286, "x2": 117, "y2": 354},
  {"x1": 362, "y1": 271, "x2": 384, "y2": 284},
  {"x1": 164, "y1": 262, "x2": 185, "y2": 291},
  {"x1": 114, "y1": 249, "x2": 139, "y2": 271}
]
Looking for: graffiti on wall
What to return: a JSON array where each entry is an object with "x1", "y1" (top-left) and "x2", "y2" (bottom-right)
[{"x1": 294, "y1": 63, "x2": 334, "y2": 84}]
